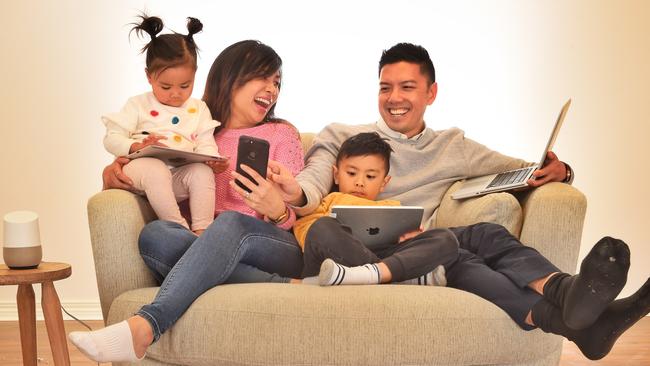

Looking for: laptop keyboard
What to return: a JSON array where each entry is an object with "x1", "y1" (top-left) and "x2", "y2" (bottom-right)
[{"x1": 487, "y1": 166, "x2": 536, "y2": 188}]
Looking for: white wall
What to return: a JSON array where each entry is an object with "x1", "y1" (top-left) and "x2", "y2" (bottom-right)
[{"x1": 1, "y1": 0, "x2": 648, "y2": 319}]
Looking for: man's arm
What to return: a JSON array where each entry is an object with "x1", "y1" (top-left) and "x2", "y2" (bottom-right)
[
  {"x1": 462, "y1": 134, "x2": 571, "y2": 187},
  {"x1": 291, "y1": 123, "x2": 360, "y2": 216}
]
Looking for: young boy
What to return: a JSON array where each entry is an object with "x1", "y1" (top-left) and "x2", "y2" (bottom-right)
[{"x1": 294, "y1": 132, "x2": 458, "y2": 286}]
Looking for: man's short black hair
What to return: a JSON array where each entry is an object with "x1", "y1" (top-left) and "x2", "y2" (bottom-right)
[
  {"x1": 378, "y1": 43, "x2": 436, "y2": 84},
  {"x1": 336, "y1": 132, "x2": 393, "y2": 173}
]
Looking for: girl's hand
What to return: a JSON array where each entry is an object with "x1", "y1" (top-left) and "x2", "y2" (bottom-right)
[
  {"x1": 229, "y1": 164, "x2": 286, "y2": 219},
  {"x1": 205, "y1": 157, "x2": 229, "y2": 174},
  {"x1": 129, "y1": 134, "x2": 168, "y2": 154}
]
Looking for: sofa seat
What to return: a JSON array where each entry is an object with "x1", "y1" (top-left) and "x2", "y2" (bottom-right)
[{"x1": 109, "y1": 284, "x2": 560, "y2": 366}]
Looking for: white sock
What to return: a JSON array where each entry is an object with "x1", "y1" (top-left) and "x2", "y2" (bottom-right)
[
  {"x1": 68, "y1": 320, "x2": 144, "y2": 362},
  {"x1": 318, "y1": 258, "x2": 382, "y2": 286},
  {"x1": 398, "y1": 265, "x2": 447, "y2": 286},
  {"x1": 300, "y1": 276, "x2": 320, "y2": 285}
]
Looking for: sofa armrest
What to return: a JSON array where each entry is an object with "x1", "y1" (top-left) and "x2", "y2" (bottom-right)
[
  {"x1": 436, "y1": 181, "x2": 524, "y2": 236},
  {"x1": 87, "y1": 189, "x2": 158, "y2": 321},
  {"x1": 516, "y1": 182, "x2": 587, "y2": 274}
]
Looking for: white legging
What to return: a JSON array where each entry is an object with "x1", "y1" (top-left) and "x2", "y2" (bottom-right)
[{"x1": 124, "y1": 157, "x2": 215, "y2": 231}]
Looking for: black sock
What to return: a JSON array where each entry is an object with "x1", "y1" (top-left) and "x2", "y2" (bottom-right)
[
  {"x1": 542, "y1": 236, "x2": 630, "y2": 329},
  {"x1": 533, "y1": 277, "x2": 650, "y2": 360}
]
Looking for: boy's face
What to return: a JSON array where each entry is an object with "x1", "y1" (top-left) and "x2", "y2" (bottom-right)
[
  {"x1": 378, "y1": 61, "x2": 437, "y2": 138},
  {"x1": 333, "y1": 154, "x2": 391, "y2": 201}
]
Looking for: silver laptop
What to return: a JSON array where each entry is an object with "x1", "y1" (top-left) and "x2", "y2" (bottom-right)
[
  {"x1": 452, "y1": 99, "x2": 571, "y2": 200},
  {"x1": 330, "y1": 205, "x2": 424, "y2": 249},
  {"x1": 126, "y1": 145, "x2": 226, "y2": 167}
]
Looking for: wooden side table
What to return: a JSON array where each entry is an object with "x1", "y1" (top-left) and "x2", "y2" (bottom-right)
[{"x1": 0, "y1": 262, "x2": 72, "y2": 366}]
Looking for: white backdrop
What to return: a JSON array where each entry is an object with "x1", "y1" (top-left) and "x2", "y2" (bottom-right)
[{"x1": 1, "y1": 0, "x2": 648, "y2": 319}]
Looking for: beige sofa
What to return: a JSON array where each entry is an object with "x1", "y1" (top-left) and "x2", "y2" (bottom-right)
[{"x1": 87, "y1": 133, "x2": 587, "y2": 366}]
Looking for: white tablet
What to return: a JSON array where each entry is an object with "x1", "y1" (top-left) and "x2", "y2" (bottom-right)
[
  {"x1": 126, "y1": 145, "x2": 226, "y2": 167},
  {"x1": 330, "y1": 205, "x2": 424, "y2": 249}
]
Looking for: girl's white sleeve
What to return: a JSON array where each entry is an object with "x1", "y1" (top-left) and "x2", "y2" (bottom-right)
[
  {"x1": 102, "y1": 98, "x2": 140, "y2": 157},
  {"x1": 193, "y1": 102, "x2": 220, "y2": 156}
]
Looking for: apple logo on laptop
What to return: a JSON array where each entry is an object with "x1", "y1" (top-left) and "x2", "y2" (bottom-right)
[{"x1": 367, "y1": 227, "x2": 380, "y2": 235}]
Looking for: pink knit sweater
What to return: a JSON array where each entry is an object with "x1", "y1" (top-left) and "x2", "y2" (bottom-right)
[{"x1": 213, "y1": 122, "x2": 304, "y2": 230}]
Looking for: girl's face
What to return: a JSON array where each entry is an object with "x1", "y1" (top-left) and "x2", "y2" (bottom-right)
[
  {"x1": 228, "y1": 71, "x2": 281, "y2": 128},
  {"x1": 147, "y1": 64, "x2": 196, "y2": 107}
]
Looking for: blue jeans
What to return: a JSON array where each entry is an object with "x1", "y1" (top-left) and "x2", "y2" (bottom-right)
[{"x1": 136, "y1": 211, "x2": 303, "y2": 342}]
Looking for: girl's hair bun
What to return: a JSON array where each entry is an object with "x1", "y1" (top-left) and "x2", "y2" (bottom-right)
[
  {"x1": 131, "y1": 14, "x2": 164, "y2": 40},
  {"x1": 186, "y1": 17, "x2": 203, "y2": 43}
]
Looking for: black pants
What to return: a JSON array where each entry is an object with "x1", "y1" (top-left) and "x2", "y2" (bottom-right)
[
  {"x1": 445, "y1": 222, "x2": 560, "y2": 330},
  {"x1": 302, "y1": 216, "x2": 459, "y2": 282}
]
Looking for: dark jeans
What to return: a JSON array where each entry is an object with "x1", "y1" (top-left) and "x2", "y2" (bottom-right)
[
  {"x1": 302, "y1": 216, "x2": 459, "y2": 282},
  {"x1": 446, "y1": 222, "x2": 560, "y2": 330}
]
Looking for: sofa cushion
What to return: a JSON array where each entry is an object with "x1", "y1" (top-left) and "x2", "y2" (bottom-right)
[
  {"x1": 437, "y1": 181, "x2": 523, "y2": 237},
  {"x1": 108, "y1": 284, "x2": 561, "y2": 366}
]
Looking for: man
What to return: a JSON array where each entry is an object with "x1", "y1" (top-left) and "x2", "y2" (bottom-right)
[{"x1": 270, "y1": 43, "x2": 650, "y2": 360}]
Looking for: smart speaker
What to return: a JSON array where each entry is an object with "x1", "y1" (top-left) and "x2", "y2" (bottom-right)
[{"x1": 3, "y1": 211, "x2": 42, "y2": 269}]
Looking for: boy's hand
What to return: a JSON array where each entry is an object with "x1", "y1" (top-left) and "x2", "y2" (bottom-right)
[
  {"x1": 129, "y1": 134, "x2": 168, "y2": 154},
  {"x1": 398, "y1": 227, "x2": 424, "y2": 244},
  {"x1": 205, "y1": 157, "x2": 229, "y2": 174}
]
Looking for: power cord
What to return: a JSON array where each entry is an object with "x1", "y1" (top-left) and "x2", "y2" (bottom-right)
[
  {"x1": 59, "y1": 304, "x2": 100, "y2": 366},
  {"x1": 60, "y1": 304, "x2": 94, "y2": 331}
]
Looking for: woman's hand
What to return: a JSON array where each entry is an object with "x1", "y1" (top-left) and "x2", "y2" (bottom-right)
[
  {"x1": 102, "y1": 157, "x2": 134, "y2": 191},
  {"x1": 267, "y1": 160, "x2": 304, "y2": 205},
  {"x1": 205, "y1": 157, "x2": 230, "y2": 174},
  {"x1": 229, "y1": 164, "x2": 286, "y2": 220},
  {"x1": 129, "y1": 134, "x2": 168, "y2": 154}
]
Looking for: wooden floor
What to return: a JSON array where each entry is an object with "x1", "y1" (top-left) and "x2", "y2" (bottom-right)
[{"x1": 0, "y1": 318, "x2": 648, "y2": 365}]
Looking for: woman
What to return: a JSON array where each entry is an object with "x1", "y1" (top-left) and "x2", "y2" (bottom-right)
[{"x1": 70, "y1": 40, "x2": 306, "y2": 363}]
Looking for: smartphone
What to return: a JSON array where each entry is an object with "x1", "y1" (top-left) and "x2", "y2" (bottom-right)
[{"x1": 235, "y1": 135, "x2": 270, "y2": 193}]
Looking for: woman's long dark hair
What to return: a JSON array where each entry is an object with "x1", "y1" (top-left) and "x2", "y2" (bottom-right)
[{"x1": 202, "y1": 40, "x2": 283, "y2": 133}]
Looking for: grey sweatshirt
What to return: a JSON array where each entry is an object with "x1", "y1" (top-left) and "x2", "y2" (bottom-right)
[{"x1": 295, "y1": 120, "x2": 529, "y2": 229}]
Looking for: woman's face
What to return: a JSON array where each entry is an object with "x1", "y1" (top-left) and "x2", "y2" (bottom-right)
[{"x1": 229, "y1": 71, "x2": 281, "y2": 128}]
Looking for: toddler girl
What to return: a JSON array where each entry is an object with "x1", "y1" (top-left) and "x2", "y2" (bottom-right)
[{"x1": 102, "y1": 15, "x2": 220, "y2": 235}]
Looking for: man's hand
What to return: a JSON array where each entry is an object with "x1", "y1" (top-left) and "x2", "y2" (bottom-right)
[
  {"x1": 267, "y1": 160, "x2": 305, "y2": 206},
  {"x1": 102, "y1": 157, "x2": 134, "y2": 191},
  {"x1": 398, "y1": 227, "x2": 424, "y2": 244},
  {"x1": 129, "y1": 134, "x2": 168, "y2": 154},
  {"x1": 527, "y1": 151, "x2": 568, "y2": 188}
]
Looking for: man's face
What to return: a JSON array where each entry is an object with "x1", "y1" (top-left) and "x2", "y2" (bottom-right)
[{"x1": 378, "y1": 61, "x2": 437, "y2": 138}]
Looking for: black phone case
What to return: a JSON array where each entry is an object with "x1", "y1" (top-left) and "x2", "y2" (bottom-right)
[{"x1": 235, "y1": 135, "x2": 270, "y2": 193}]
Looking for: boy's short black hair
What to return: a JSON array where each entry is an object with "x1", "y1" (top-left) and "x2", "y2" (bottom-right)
[
  {"x1": 379, "y1": 42, "x2": 436, "y2": 84},
  {"x1": 336, "y1": 132, "x2": 393, "y2": 173}
]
